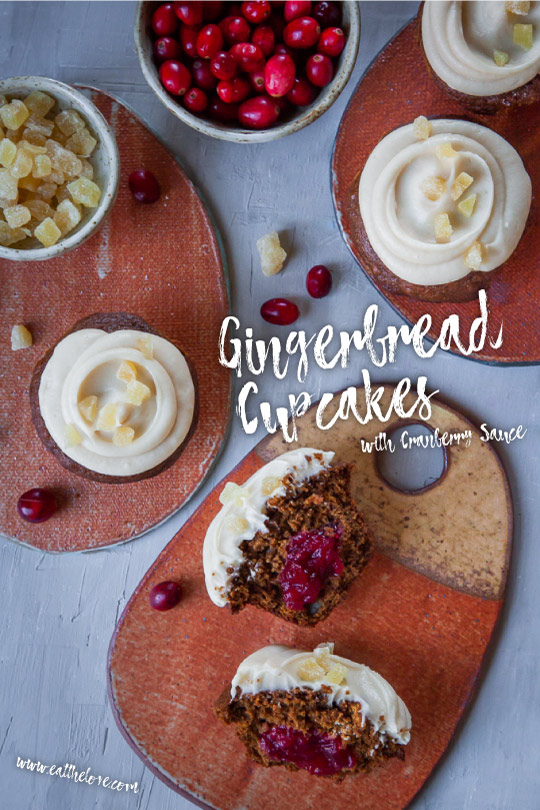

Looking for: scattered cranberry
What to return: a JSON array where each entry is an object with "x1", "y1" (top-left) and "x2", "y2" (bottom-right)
[
  {"x1": 287, "y1": 76, "x2": 316, "y2": 105},
  {"x1": 208, "y1": 95, "x2": 240, "y2": 122},
  {"x1": 306, "y1": 264, "x2": 332, "y2": 297},
  {"x1": 173, "y1": 1, "x2": 204, "y2": 25},
  {"x1": 264, "y1": 53, "x2": 296, "y2": 97},
  {"x1": 192, "y1": 58, "x2": 218, "y2": 90},
  {"x1": 283, "y1": 16, "x2": 321, "y2": 48},
  {"x1": 284, "y1": 1, "x2": 312, "y2": 22},
  {"x1": 306, "y1": 53, "x2": 333, "y2": 86},
  {"x1": 318, "y1": 26, "x2": 345, "y2": 57},
  {"x1": 219, "y1": 15, "x2": 251, "y2": 45},
  {"x1": 280, "y1": 525, "x2": 343, "y2": 610},
  {"x1": 159, "y1": 59, "x2": 191, "y2": 95},
  {"x1": 217, "y1": 76, "x2": 251, "y2": 103},
  {"x1": 149, "y1": 580, "x2": 183, "y2": 611},
  {"x1": 251, "y1": 24, "x2": 275, "y2": 57},
  {"x1": 196, "y1": 23, "x2": 223, "y2": 59},
  {"x1": 231, "y1": 42, "x2": 265, "y2": 73},
  {"x1": 312, "y1": 0, "x2": 341, "y2": 28},
  {"x1": 183, "y1": 86, "x2": 208, "y2": 112},
  {"x1": 203, "y1": 0, "x2": 224, "y2": 20},
  {"x1": 241, "y1": 0, "x2": 271, "y2": 23},
  {"x1": 152, "y1": 3, "x2": 178, "y2": 36},
  {"x1": 260, "y1": 297, "x2": 299, "y2": 324},
  {"x1": 179, "y1": 23, "x2": 200, "y2": 57},
  {"x1": 153, "y1": 36, "x2": 182, "y2": 62},
  {"x1": 17, "y1": 488, "x2": 58, "y2": 523},
  {"x1": 211, "y1": 50, "x2": 237, "y2": 80},
  {"x1": 250, "y1": 69, "x2": 266, "y2": 93},
  {"x1": 128, "y1": 169, "x2": 161, "y2": 203},
  {"x1": 260, "y1": 725, "x2": 356, "y2": 776}
]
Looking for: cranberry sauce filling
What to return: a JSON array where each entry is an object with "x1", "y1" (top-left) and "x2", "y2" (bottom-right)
[
  {"x1": 259, "y1": 725, "x2": 356, "y2": 776},
  {"x1": 280, "y1": 524, "x2": 343, "y2": 610}
]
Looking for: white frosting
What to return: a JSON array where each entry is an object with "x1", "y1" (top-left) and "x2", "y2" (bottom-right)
[
  {"x1": 422, "y1": 1, "x2": 540, "y2": 96},
  {"x1": 359, "y1": 118, "x2": 531, "y2": 285},
  {"x1": 230, "y1": 643, "x2": 412, "y2": 746},
  {"x1": 38, "y1": 328, "x2": 195, "y2": 476},
  {"x1": 203, "y1": 448, "x2": 334, "y2": 607}
]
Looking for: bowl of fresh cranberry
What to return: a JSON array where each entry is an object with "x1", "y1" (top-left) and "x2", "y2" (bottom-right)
[{"x1": 135, "y1": 1, "x2": 360, "y2": 142}]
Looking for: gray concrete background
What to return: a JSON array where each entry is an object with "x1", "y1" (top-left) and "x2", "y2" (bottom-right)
[{"x1": 0, "y1": 2, "x2": 538, "y2": 808}]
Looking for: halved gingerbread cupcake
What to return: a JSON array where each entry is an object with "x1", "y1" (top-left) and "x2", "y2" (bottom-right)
[
  {"x1": 30, "y1": 313, "x2": 197, "y2": 483},
  {"x1": 420, "y1": 0, "x2": 540, "y2": 113},
  {"x1": 358, "y1": 115, "x2": 532, "y2": 302}
]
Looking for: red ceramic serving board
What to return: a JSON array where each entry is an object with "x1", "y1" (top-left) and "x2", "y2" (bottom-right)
[
  {"x1": 0, "y1": 89, "x2": 231, "y2": 553},
  {"x1": 332, "y1": 18, "x2": 540, "y2": 365},
  {"x1": 108, "y1": 385, "x2": 512, "y2": 810}
]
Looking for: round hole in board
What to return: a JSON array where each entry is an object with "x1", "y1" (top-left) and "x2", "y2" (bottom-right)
[{"x1": 376, "y1": 423, "x2": 447, "y2": 494}]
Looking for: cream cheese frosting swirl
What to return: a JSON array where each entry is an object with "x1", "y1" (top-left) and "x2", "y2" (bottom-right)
[
  {"x1": 422, "y1": 1, "x2": 540, "y2": 96},
  {"x1": 203, "y1": 448, "x2": 334, "y2": 607},
  {"x1": 359, "y1": 118, "x2": 531, "y2": 286},
  {"x1": 231, "y1": 643, "x2": 412, "y2": 745},
  {"x1": 38, "y1": 328, "x2": 195, "y2": 476}
]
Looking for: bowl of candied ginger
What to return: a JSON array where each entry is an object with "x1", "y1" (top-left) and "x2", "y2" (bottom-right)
[{"x1": 0, "y1": 76, "x2": 119, "y2": 261}]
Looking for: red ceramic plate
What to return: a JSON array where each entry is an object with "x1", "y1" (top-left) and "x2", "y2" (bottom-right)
[{"x1": 332, "y1": 18, "x2": 540, "y2": 365}]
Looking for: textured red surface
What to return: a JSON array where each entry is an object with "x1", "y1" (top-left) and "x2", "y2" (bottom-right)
[
  {"x1": 0, "y1": 90, "x2": 230, "y2": 552},
  {"x1": 332, "y1": 19, "x2": 540, "y2": 364}
]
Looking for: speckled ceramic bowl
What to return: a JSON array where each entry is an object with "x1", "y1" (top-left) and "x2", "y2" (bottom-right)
[
  {"x1": 0, "y1": 76, "x2": 119, "y2": 262},
  {"x1": 134, "y1": 1, "x2": 361, "y2": 143}
]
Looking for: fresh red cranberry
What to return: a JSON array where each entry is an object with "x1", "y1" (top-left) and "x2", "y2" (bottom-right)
[
  {"x1": 280, "y1": 525, "x2": 343, "y2": 610},
  {"x1": 128, "y1": 169, "x2": 161, "y2": 203},
  {"x1": 149, "y1": 580, "x2": 183, "y2": 611},
  {"x1": 264, "y1": 53, "x2": 296, "y2": 97},
  {"x1": 250, "y1": 69, "x2": 266, "y2": 93},
  {"x1": 231, "y1": 42, "x2": 265, "y2": 72},
  {"x1": 260, "y1": 297, "x2": 299, "y2": 324},
  {"x1": 152, "y1": 3, "x2": 178, "y2": 36},
  {"x1": 17, "y1": 488, "x2": 57, "y2": 524},
  {"x1": 183, "y1": 86, "x2": 208, "y2": 112},
  {"x1": 192, "y1": 58, "x2": 218, "y2": 90},
  {"x1": 159, "y1": 59, "x2": 192, "y2": 95},
  {"x1": 196, "y1": 23, "x2": 224, "y2": 59},
  {"x1": 306, "y1": 52, "x2": 333, "y2": 86},
  {"x1": 286, "y1": 76, "x2": 316, "y2": 105},
  {"x1": 318, "y1": 26, "x2": 345, "y2": 57},
  {"x1": 219, "y1": 15, "x2": 251, "y2": 45},
  {"x1": 284, "y1": 0, "x2": 312, "y2": 21},
  {"x1": 211, "y1": 50, "x2": 237, "y2": 80},
  {"x1": 306, "y1": 264, "x2": 332, "y2": 297},
  {"x1": 179, "y1": 23, "x2": 200, "y2": 58},
  {"x1": 251, "y1": 24, "x2": 275, "y2": 56},
  {"x1": 203, "y1": 0, "x2": 224, "y2": 20},
  {"x1": 153, "y1": 36, "x2": 182, "y2": 63},
  {"x1": 283, "y1": 16, "x2": 320, "y2": 48},
  {"x1": 312, "y1": 0, "x2": 341, "y2": 28},
  {"x1": 208, "y1": 95, "x2": 240, "y2": 122},
  {"x1": 241, "y1": 0, "x2": 271, "y2": 23},
  {"x1": 259, "y1": 725, "x2": 356, "y2": 776},
  {"x1": 217, "y1": 76, "x2": 251, "y2": 103},
  {"x1": 174, "y1": 1, "x2": 204, "y2": 25}
]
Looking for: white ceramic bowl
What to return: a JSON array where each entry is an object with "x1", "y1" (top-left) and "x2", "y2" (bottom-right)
[
  {"x1": 0, "y1": 76, "x2": 119, "y2": 262},
  {"x1": 134, "y1": 1, "x2": 361, "y2": 143}
]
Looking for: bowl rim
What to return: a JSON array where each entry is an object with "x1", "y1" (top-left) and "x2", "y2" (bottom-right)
[
  {"x1": 134, "y1": 0, "x2": 361, "y2": 143},
  {"x1": 0, "y1": 75, "x2": 120, "y2": 262}
]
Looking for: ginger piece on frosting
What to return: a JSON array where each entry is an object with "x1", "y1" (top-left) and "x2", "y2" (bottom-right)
[
  {"x1": 464, "y1": 241, "x2": 484, "y2": 271},
  {"x1": 412, "y1": 115, "x2": 431, "y2": 140},
  {"x1": 436, "y1": 142, "x2": 458, "y2": 160},
  {"x1": 421, "y1": 176, "x2": 446, "y2": 201},
  {"x1": 434, "y1": 213, "x2": 453, "y2": 243},
  {"x1": 513, "y1": 23, "x2": 533, "y2": 50},
  {"x1": 11, "y1": 323, "x2": 32, "y2": 350},
  {"x1": 298, "y1": 658, "x2": 326, "y2": 681},
  {"x1": 116, "y1": 360, "x2": 137, "y2": 383},
  {"x1": 64, "y1": 423, "x2": 82, "y2": 446},
  {"x1": 125, "y1": 379, "x2": 151, "y2": 406},
  {"x1": 451, "y1": 171, "x2": 473, "y2": 201},
  {"x1": 458, "y1": 194, "x2": 477, "y2": 218},
  {"x1": 257, "y1": 231, "x2": 287, "y2": 277},
  {"x1": 326, "y1": 663, "x2": 347, "y2": 685},
  {"x1": 137, "y1": 335, "x2": 153, "y2": 360},
  {"x1": 113, "y1": 425, "x2": 135, "y2": 446},
  {"x1": 493, "y1": 49, "x2": 510, "y2": 66},
  {"x1": 79, "y1": 394, "x2": 97, "y2": 423},
  {"x1": 96, "y1": 402, "x2": 119, "y2": 431},
  {"x1": 506, "y1": 1, "x2": 530, "y2": 15}
]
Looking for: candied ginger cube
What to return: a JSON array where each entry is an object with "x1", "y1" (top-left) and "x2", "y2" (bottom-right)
[
  {"x1": 97, "y1": 402, "x2": 119, "y2": 431},
  {"x1": 420, "y1": 176, "x2": 446, "y2": 201},
  {"x1": 494, "y1": 49, "x2": 510, "y2": 66},
  {"x1": 49, "y1": 169, "x2": 65, "y2": 185},
  {"x1": 64, "y1": 423, "x2": 82, "y2": 447},
  {"x1": 219, "y1": 481, "x2": 243, "y2": 505},
  {"x1": 55, "y1": 110, "x2": 85, "y2": 137},
  {"x1": 0, "y1": 138, "x2": 17, "y2": 168},
  {"x1": 451, "y1": 171, "x2": 473, "y2": 201},
  {"x1": 514, "y1": 23, "x2": 533, "y2": 49},
  {"x1": 113, "y1": 425, "x2": 135, "y2": 447},
  {"x1": 413, "y1": 115, "x2": 431, "y2": 140},
  {"x1": 18, "y1": 175, "x2": 40, "y2": 193},
  {"x1": 4, "y1": 204, "x2": 31, "y2": 229},
  {"x1": 20, "y1": 140, "x2": 47, "y2": 156},
  {"x1": 25, "y1": 113, "x2": 54, "y2": 138},
  {"x1": 10, "y1": 148, "x2": 33, "y2": 179},
  {"x1": 0, "y1": 168, "x2": 18, "y2": 202},
  {"x1": 53, "y1": 199, "x2": 81, "y2": 235},
  {"x1": 298, "y1": 658, "x2": 326, "y2": 681},
  {"x1": 436, "y1": 142, "x2": 458, "y2": 160},
  {"x1": 35, "y1": 182, "x2": 57, "y2": 201},
  {"x1": 22, "y1": 128, "x2": 47, "y2": 147},
  {"x1": 116, "y1": 360, "x2": 137, "y2": 383},
  {"x1": 24, "y1": 90, "x2": 55, "y2": 117},
  {"x1": 434, "y1": 212, "x2": 453, "y2": 242},
  {"x1": 257, "y1": 231, "x2": 287, "y2": 276},
  {"x1": 506, "y1": 0, "x2": 530, "y2": 14},
  {"x1": 124, "y1": 379, "x2": 151, "y2": 406},
  {"x1": 326, "y1": 663, "x2": 347, "y2": 685},
  {"x1": 32, "y1": 153, "x2": 52, "y2": 178},
  {"x1": 464, "y1": 240, "x2": 483, "y2": 270},
  {"x1": 0, "y1": 221, "x2": 26, "y2": 245},
  {"x1": 25, "y1": 198, "x2": 53, "y2": 222},
  {"x1": 79, "y1": 159, "x2": 94, "y2": 180},
  {"x1": 11, "y1": 324, "x2": 32, "y2": 350},
  {"x1": 46, "y1": 139, "x2": 82, "y2": 178},
  {"x1": 226, "y1": 516, "x2": 249, "y2": 533},
  {"x1": 137, "y1": 335, "x2": 153, "y2": 359},
  {"x1": 0, "y1": 100, "x2": 29, "y2": 131},
  {"x1": 79, "y1": 395, "x2": 98, "y2": 423},
  {"x1": 34, "y1": 216, "x2": 61, "y2": 247},
  {"x1": 67, "y1": 177, "x2": 100, "y2": 207},
  {"x1": 55, "y1": 183, "x2": 70, "y2": 204},
  {"x1": 458, "y1": 193, "x2": 477, "y2": 218},
  {"x1": 66, "y1": 128, "x2": 97, "y2": 157},
  {"x1": 262, "y1": 476, "x2": 282, "y2": 496}
]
